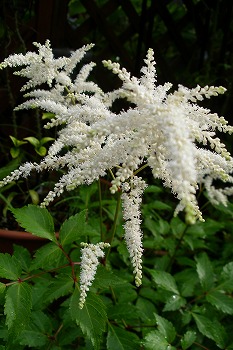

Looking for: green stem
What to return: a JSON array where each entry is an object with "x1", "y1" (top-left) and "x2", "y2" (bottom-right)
[
  {"x1": 106, "y1": 191, "x2": 121, "y2": 261},
  {"x1": 167, "y1": 225, "x2": 189, "y2": 272},
  {"x1": 98, "y1": 178, "x2": 104, "y2": 241}
]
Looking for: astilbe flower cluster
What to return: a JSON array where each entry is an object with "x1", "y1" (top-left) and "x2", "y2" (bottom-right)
[{"x1": 1, "y1": 40, "x2": 233, "y2": 300}]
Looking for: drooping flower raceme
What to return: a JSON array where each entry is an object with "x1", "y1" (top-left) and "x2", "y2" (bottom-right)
[
  {"x1": 1, "y1": 41, "x2": 233, "y2": 291},
  {"x1": 79, "y1": 242, "x2": 110, "y2": 308}
]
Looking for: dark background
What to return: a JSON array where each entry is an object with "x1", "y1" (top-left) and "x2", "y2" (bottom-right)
[{"x1": 0, "y1": 0, "x2": 233, "y2": 160}]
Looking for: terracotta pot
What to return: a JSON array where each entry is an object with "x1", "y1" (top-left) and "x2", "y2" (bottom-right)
[{"x1": 0, "y1": 228, "x2": 57, "y2": 254}]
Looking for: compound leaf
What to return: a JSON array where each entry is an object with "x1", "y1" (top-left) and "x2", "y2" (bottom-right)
[{"x1": 11, "y1": 205, "x2": 56, "y2": 242}]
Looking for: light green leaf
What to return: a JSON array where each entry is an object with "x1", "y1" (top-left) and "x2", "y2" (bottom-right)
[
  {"x1": 35, "y1": 146, "x2": 46, "y2": 156},
  {"x1": 195, "y1": 253, "x2": 214, "y2": 291},
  {"x1": 154, "y1": 313, "x2": 176, "y2": 343},
  {"x1": 59, "y1": 210, "x2": 87, "y2": 245},
  {"x1": 4, "y1": 283, "x2": 32, "y2": 337},
  {"x1": 23, "y1": 136, "x2": 40, "y2": 147},
  {"x1": 0, "y1": 283, "x2": 6, "y2": 294},
  {"x1": 206, "y1": 290, "x2": 233, "y2": 315},
  {"x1": 163, "y1": 294, "x2": 186, "y2": 311},
  {"x1": 149, "y1": 269, "x2": 179, "y2": 294},
  {"x1": 11, "y1": 205, "x2": 56, "y2": 242},
  {"x1": 107, "y1": 324, "x2": 140, "y2": 350},
  {"x1": 70, "y1": 288, "x2": 107, "y2": 349},
  {"x1": 192, "y1": 313, "x2": 226, "y2": 348},
  {"x1": 181, "y1": 330, "x2": 196, "y2": 349},
  {"x1": 30, "y1": 242, "x2": 63, "y2": 270},
  {"x1": 0, "y1": 253, "x2": 22, "y2": 280},
  {"x1": 143, "y1": 330, "x2": 170, "y2": 350}
]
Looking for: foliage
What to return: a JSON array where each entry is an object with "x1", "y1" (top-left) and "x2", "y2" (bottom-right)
[
  {"x1": 0, "y1": 34, "x2": 233, "y2": 349},
  {"x1": 0, "y1": 182, "x2": 232, "y2": 349}
]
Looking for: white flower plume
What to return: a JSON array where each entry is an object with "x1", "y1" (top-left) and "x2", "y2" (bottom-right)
[
  {"x1": 79, "y1": 242, "x2": 110, "y2": 308},
  {"x1": 1, "y1": 41, "x2": 233, "y2": 287}
]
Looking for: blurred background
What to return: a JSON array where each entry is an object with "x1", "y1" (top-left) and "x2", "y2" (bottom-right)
[{"x1": 0, "y1": 0, "x2": 233, "y2": 162}]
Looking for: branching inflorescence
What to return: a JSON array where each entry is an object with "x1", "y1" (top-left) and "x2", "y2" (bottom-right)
[{"x1": 1, "y1": 40, "x2": 233, "y2": 302}]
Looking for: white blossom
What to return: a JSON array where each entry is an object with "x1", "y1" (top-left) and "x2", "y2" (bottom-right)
[
  {"x1": 1, "y1": 41, "x2": 233, "y2": 290},
  {"x1": 79, "y1": 242, "x2": 110, "y2": 308},
  {"x1": 121, "y1": 177, "x2": 147, "y2": 286}
]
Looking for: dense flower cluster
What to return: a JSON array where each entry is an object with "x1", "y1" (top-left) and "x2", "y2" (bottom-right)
[
  {"x1": 79, "y1": 242, "x2": 110, "y2": 308},
  {"x1": 1, "y1": 41, "x2": 233, "y2": 293}
]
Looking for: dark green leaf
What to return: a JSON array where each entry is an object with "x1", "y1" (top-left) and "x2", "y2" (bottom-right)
[
  {"x1": 0, "y1": 253, "x2": 22, "y2": 280},
  {"x1": 107, "y1": 304, "x2": 139, "y2": 322},
  {"x1": 163, "y1": 294, "x2": 186, "y2": 311},
  {"x1": 59, "y1": 210, "x2": 87, "y2": 245},
  {"x1": 149, "y1": 269, "x2": 179, "y2": 294},
  {"x1": 180, "y1": 330, "x2": 196, "y2": 349},
  {"x1": 4, "y1": 283, "x2": 32, "y2": 337},
  {"x1": 192, "y1": 313, "x2": 226, "y2": 348},
  {"x1": 11, "y1": 205, "x2": 56, "y2": 242},
  {"x1": 195, "y1": 253, "x2": 214, "y2": 291},
  {"x1": 92, "y1": 265, "x2": 125, "y2": 289},
  {"x1": 70, "y1": 288, "x2": 107, "y2": 349},
  {"x1": 206, "y1": 290, "x2": 233, "y2": 315},
  {"x1": 30, "y1": 242, "x2": 63, "y2": 270},
  {"x1": 13, "y1": 245, "x2": 31, "y2": 272},
  {"x1": 136, "y1": 297, "x2": 157, "y2": 322},
  {"x1": 143, "y1": 330, "x2": 170, "y2": 350},
  {"x1": 154, "y1": 313, "x2": 176, "y2": 343},
  {"x1": 219, "y1": 262, "x2": 233, "y2": 290},
  {"x1": 43, "y1": 274, "x2": 74, "y2": 304},
  {"x1": 19, "y1": 330, "x2": 48, "y2": 347},
  {"x1": 107, "y1": 324, "x2": 140, "y2": 350}
]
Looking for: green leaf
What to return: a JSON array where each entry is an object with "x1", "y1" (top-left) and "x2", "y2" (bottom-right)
[
  {"x1": 4, "y1": 283, "x2": 32, "y2": 337},
  {"x1": 70, "y1": 289, "x2": 107, "y2": 349},
  {"x1": 19, "y1": 330, "x2": 48, "y2": 347},
  {"x1": 0, "y1": 253, "x2": 22, "y2": 280},
  {"x1": 36, "y1": 146, "x2": 47, "y2": 156},
  {"x1": 143, "y1": 330, "x2": 170, "y2": 350},
  {"x1": 40, "y1": 137, "x2": 54, "y2": 145},
  {"x1": 11, "y1": 205, "x2": 56, "y2": 242},
  {"x1": 195, "y1": 253, "x2": 214, "y2": 291},
  {"x1": 13, "y1": 245, "x2": 31, "y2": 272},
  {"x1": 92, "y1": 265, "x2": 125, "y2": 289},
  {"x1": 206, "y1": 290, "x2": 233, "y2": 315},
  {"x1": 107, "y1": 324, "x2": 140, "y2": 350},
  {"x1": 0, "y1": 283, "x2": 6, "y2": 294},
  {"x1": 10, "y1": 135, "x2": 27, "y2": 147},
  {"x1": 163, "y1": 294, "x2": 186, "y2": 311},
  {"x1": 43, "y1": 274, "x2": 74, "y2": 304},
  {"x1": 30, "y1": 242, "x2": 63, "y2": 270},
  {"x1": 154, "y1": 314, "x2": 176, "y2": 343},
  {"x1": 149, "y1": 269, "x2": 179, "y2": 294},
  {"x1": 219, "y1": 262, "x2": 233, "y2": 290},
  {"x1": 59, "y1": 210, "x2": 87, "y2": 245},
  {"x1": 107, "y1": 304, "x2": 139, "y2": 322},
  {"x1": 192, "y1": 313, "x2": 226, "y2": 348},
  {"x1": 180, "y1": 330, "x2": 196, "y2": 349},
  {"x1": 136, "y1": 297, "x2": 157, "y2": 322},
  {"x1": 23, "y1": 136, "x2": 40, "y2": 147}
]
